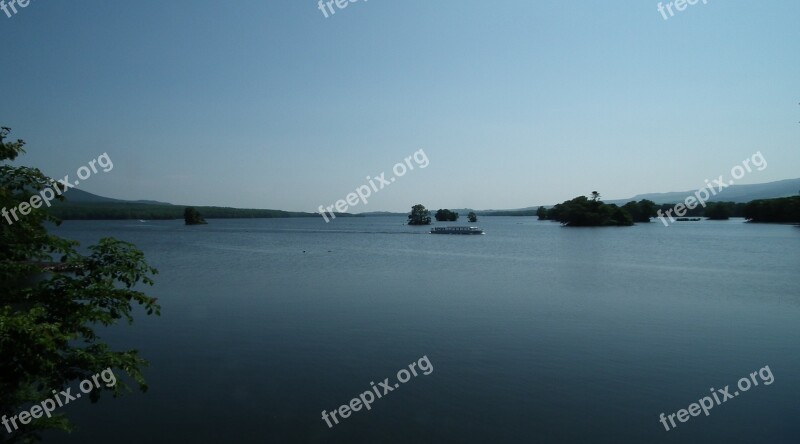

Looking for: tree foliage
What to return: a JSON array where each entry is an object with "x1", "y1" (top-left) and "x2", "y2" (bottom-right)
[
  {"x1": 467, "y1": 212, "x2": 478, "y2": 223},
  {"x1": 546, "y1": 193, "x2": 633, "y2": 227},
  {"x1": 184, "y1": 207, "x2": 207, "y2": 225},
  {"x1": 657, "y1": 201, "x2": 746, "y2": 218},
  {"x1": 407, "y1": 204, "x2": 431, "y2": 225},
  {"x1": 434, "y1": 209, "x2": 459, "y2": 222},
  {"x1": 0, "y1": 127, "x2": 160, "y2": 442},
  {"x1": 705, "y1": 202, "x2": 733, "y2": 220},
  {"x1": 743, "y1": 196, "x2": 800, "y2": 223},
  {"x1": 621, "y1": 199, "x2": 657, "y2": 223}
]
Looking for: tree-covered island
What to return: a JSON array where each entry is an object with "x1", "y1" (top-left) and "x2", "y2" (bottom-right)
[
  {"x1": 539, "y1": 192, "x2": 657, "y2": 227},
  {"x1": 184, "y1": 207, "x2": 207, "y2": 225},
  {"x1": 408, "y1": 204, "x2": 432, "y2": 225},
  {"x1": 435, "y1": 209, "x2": 459, "y2": 222}
]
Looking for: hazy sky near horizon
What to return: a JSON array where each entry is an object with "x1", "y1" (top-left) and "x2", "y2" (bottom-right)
[{"x1": 2, "y1": 0, "x2": 798, "y2": 212}]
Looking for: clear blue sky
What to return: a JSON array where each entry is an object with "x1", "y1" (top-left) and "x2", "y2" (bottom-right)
[{"x1": 2, "y1": 0, "x2": 798, "y2": 212}]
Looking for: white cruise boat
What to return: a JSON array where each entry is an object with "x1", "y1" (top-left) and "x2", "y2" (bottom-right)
[{"x1": 430, "y1": 226, "x2": 485, "y2": 235}]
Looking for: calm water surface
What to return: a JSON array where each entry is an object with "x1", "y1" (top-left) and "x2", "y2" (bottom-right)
[{"x1": 48, "y1": 217, "x2": 800, "y2": 443}]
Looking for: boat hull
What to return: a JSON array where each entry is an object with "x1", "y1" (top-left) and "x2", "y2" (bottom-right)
[{"x1": 430, "y1": 227, "x2": 485, "y2": 235}]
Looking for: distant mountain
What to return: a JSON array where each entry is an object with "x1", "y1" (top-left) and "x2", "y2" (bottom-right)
[
  {"x1": 62, "y1": 189, "x2": 173, "y2": 205},
  {"x1": 49, "y1": 189, "x2": 329, "y2": 220},
  {"x1": 131, "y1": 199, "x2": 173, "y2": 206},
  {"x1": 59, "y1": 189, "x2": 127, "y2": 204},
  {"x1": 496, "y1": 178, "x2": 800, "y2": 211},
  {"x1": 467, "y1": 178, "x2": 800, "y2": 212},
  {"x1": 609, "y1": 178, "x2": 800, "y2": 205}
]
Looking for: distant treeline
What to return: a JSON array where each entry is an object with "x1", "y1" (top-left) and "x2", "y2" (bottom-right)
[
  {"x1": 517, "y1": 198, "x2": 799, "y2": 224},
  {"x1": 743, "y1": 196, "x2": 800, "y2": 223},
  {"x1": 657, "y1": 202, "x2": 747, "y2": 220},
  {"x1": 535, "y1": 194, "x2": 800, "y2": 226},
  {"x1": 485, "y1": 203, "x2": 747, "y2": 219},
  {"x1": 47, "y1": 203, "x2": 344, "y2": 220},
  {"x1": 656, "y1": 198, "x2": 800, "y2": 222},
  {"x1": 45, "y1": 196, "x2": 800, "y2": 223}
]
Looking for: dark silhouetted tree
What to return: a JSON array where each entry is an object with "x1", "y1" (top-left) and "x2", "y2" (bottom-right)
[
  {"x1": 184, "y1": 207, "x2": 207, "y2": 225},
  {"x1": 0, "y1": 127, "x2": 160, "y2": 442},
  {"x1": 435, "y1": 209, "x2": 459, "y2": 222},
  {"x1": 408, "y1": 204, "x2": 432, "y2": 225}
]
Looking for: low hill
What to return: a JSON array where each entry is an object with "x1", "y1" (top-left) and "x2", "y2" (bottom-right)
[
  {"x1": 613, "y1": 178, "x2": 800, "y2": 205},
  {"x1": 47, "y1": 190, "x2": 343, "y2": 220},
  {"x1": 49, "y1": 202, "x2": 318, "y2": 220},
  {"x1": 61, "y1": 189, "x2": 173, "y2": 205}
]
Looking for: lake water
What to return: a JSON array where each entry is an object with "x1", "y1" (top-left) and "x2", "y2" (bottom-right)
[{"x1": 47, "y1": 217, "x2": 800, "y2": 443}]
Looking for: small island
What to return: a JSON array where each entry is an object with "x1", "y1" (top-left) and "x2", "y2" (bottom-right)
[
  {"x1": 407, "y1": 204, "x2": 432, "y2": 225},
  {"x1": 184, "y1": 207, "x2": 208, "y2": 225},
  {"x1": 539, "y1": 192, "x2": 657, "y2": 227},
  {"x1": 435, "y1": 209, "x2": 459, "y2": 222}
]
